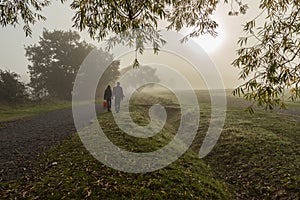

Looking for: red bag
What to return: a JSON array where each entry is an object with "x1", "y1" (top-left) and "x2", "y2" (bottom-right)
[{"x1": 103, "y1": 101, "x2": 107, "y2": 108}]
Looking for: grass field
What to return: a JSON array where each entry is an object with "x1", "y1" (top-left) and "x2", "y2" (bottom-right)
[
  {"x1": 1, "y1": 89, "x2": 299, "y2": 199},
  {"x1": 0, "y1": 99, "x2": 71, "y2": 122},
  {"x1": 203, "y1": 94, "x2": 300, "y2": 199}
]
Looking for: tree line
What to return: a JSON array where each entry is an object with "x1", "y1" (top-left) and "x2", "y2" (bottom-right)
[
  {"x1": 1, "y1": 0, "x2": 299, "y2": 109},
  {"x1": 0, "y1": 29, "x2": 120, "y2": 105}
]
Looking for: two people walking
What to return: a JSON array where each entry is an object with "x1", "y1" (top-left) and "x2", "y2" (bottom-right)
[{"x1": 104, "y1": 82, "x2": 124, "y2": 113}]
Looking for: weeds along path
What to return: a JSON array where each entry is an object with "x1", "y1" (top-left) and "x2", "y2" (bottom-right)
[{"x1": 0, "y1": 105, "x2": 103, "y2": 182}]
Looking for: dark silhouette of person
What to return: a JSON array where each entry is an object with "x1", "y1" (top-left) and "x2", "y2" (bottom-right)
[
  {"x1": 113, "y1": 82, "x2": 125, "y2": 113},
  {"x1": 104, "y1": 85, "x2": 112, "y2": 112}
]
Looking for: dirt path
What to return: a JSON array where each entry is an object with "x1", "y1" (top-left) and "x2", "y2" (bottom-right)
[{"x1": 0, "y1": 105, "x2": 103, "y2": 182}]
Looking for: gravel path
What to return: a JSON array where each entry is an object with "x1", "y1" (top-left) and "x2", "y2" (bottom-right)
[{"x1": 0, "y1": 105, "x2": 103, "y2": 182}]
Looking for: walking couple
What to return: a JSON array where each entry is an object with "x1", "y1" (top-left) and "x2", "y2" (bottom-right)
[{"x1": 104, "y1": 82, "x2": 125, "y2": 113}]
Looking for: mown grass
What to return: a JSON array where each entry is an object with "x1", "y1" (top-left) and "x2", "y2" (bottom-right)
[
  {"x1": 0, "y1": 101, "x2": 231, "y2": 199},
  {"x1": 1, "y1": 89, "x2": 299, "y2": 199},
  {"x1": 202, "y1": 100, "x2": 300, "y2": 199},
  {"x1": 0, "y1": 99, "x2": 71, "y2": 122}
]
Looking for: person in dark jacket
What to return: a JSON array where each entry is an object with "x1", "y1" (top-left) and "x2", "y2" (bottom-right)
[
  {"x1": 104, "y1": 85, "x2": 112, "y2": 112},
  {"x1": 113, "y1": 82, "x2": 125, "y2": 113}
]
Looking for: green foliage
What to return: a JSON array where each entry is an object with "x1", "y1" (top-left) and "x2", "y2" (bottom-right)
[
  {"x1": 70, "y1": 0, "x2": 246, "y2": 52},
  {"x1": 0, "y1": 69, "x2": 28, "y2": 104},
  {"x1": 69, "y1": 0, "x2": 299, "y2": 109},
  {"x1": 232, "y1": 0, "x2": 300, "y2": 110},
  {"x1": 1, "y1": 0, "x2": 299, "y2": 108},
  {"x1": 0, "y1": 0, "x2": 53, "y2": 36},
  {"x1": 25, "y1": 29, "x2": 94, "y2": 100}
]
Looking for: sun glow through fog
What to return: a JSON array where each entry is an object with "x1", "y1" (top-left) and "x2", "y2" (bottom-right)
[{"x1": 189, "y1": 26, "x2": 226, "y2": 54}]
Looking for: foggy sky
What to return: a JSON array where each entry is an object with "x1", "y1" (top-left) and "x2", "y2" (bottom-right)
[{"x1": 0, "y1": 0, "x2": 260, "y2": 89}]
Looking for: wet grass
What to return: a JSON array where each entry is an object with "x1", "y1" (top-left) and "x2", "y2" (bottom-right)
[
  {"x1": 0, "y1": 99, "x2": 71, "y2": 122},
  {"x1": 202, "y1": 101, "x2": 300, "y2": 199},
  {"x1": 0, "y1": 103, "x2": 231, "y2": 199},
  {"x1": 1, "y1": 90, "x2": 299, "y2": 199}
]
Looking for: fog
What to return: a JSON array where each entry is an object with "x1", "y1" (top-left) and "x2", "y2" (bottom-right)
[{"x1": 0, "y1": 0, "x2": 261, "y2": 89}]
